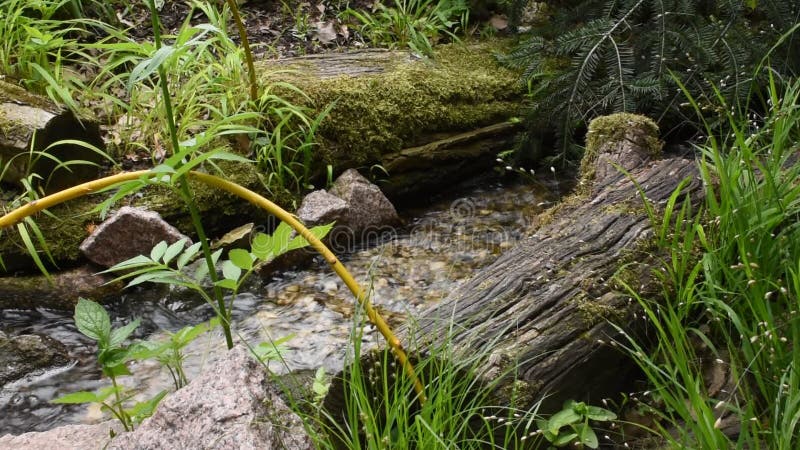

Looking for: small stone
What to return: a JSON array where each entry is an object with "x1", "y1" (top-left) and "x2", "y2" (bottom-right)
[{"x1": 79, "y1": 207, "x2": 190, "y2": 268}]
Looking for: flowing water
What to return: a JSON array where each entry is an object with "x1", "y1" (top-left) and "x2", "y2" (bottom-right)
[{"x1": 0, "y1": 177, "x2": 566, "y2": 435}]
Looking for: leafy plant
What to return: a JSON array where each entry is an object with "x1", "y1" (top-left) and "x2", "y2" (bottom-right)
[
  {"x1": 52, "y1": 298, "x2": 164, "y2": 431},
  {"x1": 536, "y1": 400, "x2": 616, "y2": 449},
  {"x1": 104, "y1": 222, "x2": 333, "y2": 348},
  {"x1": 503, "y1": 0, "x2": 800, "y2": 164},
  {"x1": 341, "y1": 0, "x2": 468, "y2": 56},
  {"x1": 131, "y1": 318, "x2": 220, "y2": 390}
]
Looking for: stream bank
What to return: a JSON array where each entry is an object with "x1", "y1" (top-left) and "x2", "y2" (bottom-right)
[{"x1": 0, "y1": 174, "x2": 567, "y2": 435}]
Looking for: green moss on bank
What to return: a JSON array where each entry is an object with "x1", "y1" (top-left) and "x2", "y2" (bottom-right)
[{"x1": 262, "y1": 40, "x2": 524, "y2": 168}]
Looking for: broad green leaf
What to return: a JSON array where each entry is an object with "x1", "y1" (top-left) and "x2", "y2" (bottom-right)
[
  {"x1": 211, "y1": 248, "x2": 223, "y2": 265},
  {"x1": 221, "y1": 260, "x2": 241, "y2": 281},
  {"x1": 553, "y1": 431, "x2": 579, "y2": 446},
  {"x1": 127, "y1": 270, "x2": 175, "y2": 287},
  {"x1": 575, "y1": 422, "x2": 599, "y2": 449},
  {"x1": 51, "y1": 391, "x2": 100, "y2": 404},
  {"x1": 102, "y1": 361, "x2": 132, "y2": 378},
  {"x1": 129, "y1": 390, "x2": 167, "y2": 424},
  {"x1": 127, "y1": 44, "x2": 177, "y2": 91},
  {"x1": 104, "y1": 254, "x2": 154, "y2": 273},
  {"x1": 229, "y1": 248, "x2": 253, "y2": 271},
  {"x1": 173, "y1": 318, "x2": 219, "y2": 345},
  {"x1": 287, "y1": 234, "x2": 309, "y2": 251},
  {"x1": 150, "y1": 241, "x2": 169, "y2": 262},
  {"x1": 75, "y1": 298, "x2": 111, "y2": 344},
  {"x1": 585, "y1": 405, "x2": 617, "y2": 421},
  {"x1": 109, "y1": 319, "x2": 140, "y2": 347},
  {"x1": 272, "y1": 222, "x2": 292, "y2": 256},
  {"x1": 127, "y1": 341, "x2": 168, "y2": 360},
  {"x1": 177, "y1": 242, "x2": 203, "y2": 269},
  {"x1": 309, "y1": 223, "x2": 333, "y2": 241},
  {"x1": 163, "y1": 238, "x2": 188, "y2": 265},
  {"x1": 251, "y1": 233, "x2": 272, "y2": 260},
  {"x1": 214, "y1": 278, "x2": 238, "y2": 290},
  {"x1": 548, "y1": 406, "x2": 581, "y2": 433}
]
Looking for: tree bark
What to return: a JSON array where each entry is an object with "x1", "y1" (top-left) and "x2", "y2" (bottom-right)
[
  {"x1": 399, "y1": 113, "x2": 704, "y2": 411},
  {"x1": 0, "y1": 80, "x2": 105, "y2": 192}
]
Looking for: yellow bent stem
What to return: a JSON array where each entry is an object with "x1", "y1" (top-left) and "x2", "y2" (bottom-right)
[{"x1": 0, "y1": 170, "x2": 426, "y2": 404}]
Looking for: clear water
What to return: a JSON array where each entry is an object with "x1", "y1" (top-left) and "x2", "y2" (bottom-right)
[{"x1": 0, "y1": 178, "x2": 565, "y2": 435}]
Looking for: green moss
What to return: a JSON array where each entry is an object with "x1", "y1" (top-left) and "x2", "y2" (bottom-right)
[
  {"x1": 572, "y1": 292, "x2": 625, "y2": 326},
  {"x1": 0, "y1": 80, "x2": 54, "y2": 111},
  {"x1": 261, "y1": 40, "x2": 524, "y2": 168},
  {"x1": 580, "y1": 113, "x2": 662, "y2": 188},
  {"x1": 0, "y1": 159, "x2": 297, "y2": 273}
]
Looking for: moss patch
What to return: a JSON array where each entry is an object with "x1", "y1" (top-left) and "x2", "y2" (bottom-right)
[
  {"x1": 580, "y1": 113, "x2": 662, "y2": 184},
  {"x1": 260, "y1": 40, "x2": 524, "y2": 169}
]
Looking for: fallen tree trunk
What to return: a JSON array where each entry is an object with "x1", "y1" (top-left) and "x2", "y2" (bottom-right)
[
  {"x1": 0, "y1": 80, "x2": 105, "y2": 192},
  {"x1": 393, "y1": 113, "x2": 703, "y2": 412}
]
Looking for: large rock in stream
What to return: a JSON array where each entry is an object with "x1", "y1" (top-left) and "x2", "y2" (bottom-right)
[
  {"x1": 325, "y1": 113, "x2": 704, "y2": 415},
  {"x1": 109, "y1": 345, "x2": 312, "y2": 450}
]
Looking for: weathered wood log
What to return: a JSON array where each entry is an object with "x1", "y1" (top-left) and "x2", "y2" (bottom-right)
[
  {"x1": 0, "y1": 265, "x2": 122, "y2": 310},
  {"x1": 399, "y1": 113, "x2": 704, "y2": 412},
  {"x1": 0, "y1": 80, "x2": 105, "y2": 192},
  {"x1": 262, "y1": 41, "x2": 524, "y2": 201},
  {"x1": 322, "y1": 114, "x2": 703, "y2": 422}
]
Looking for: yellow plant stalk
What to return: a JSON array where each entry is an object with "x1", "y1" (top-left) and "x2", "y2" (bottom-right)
[{"x1": 0, "y1": 170, "x2": 426, "y2": 403}]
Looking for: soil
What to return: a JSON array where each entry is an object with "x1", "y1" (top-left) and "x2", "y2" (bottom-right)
[{"x1": 108, "y1": 0, "x2": 406, "y2": 58}]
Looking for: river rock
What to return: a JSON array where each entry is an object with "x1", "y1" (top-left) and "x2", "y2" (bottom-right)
[
  {"x1": 108, "y1": 345, "x2": 312, "y2": 450},
  {"x1": 296, "y1": 190, "x2": 348, "y2": 226},
  {"x1": 329, "y1": 169, "x2": 400, "y2": 235},
  {"x1": 0, "y1": 331, "x2": 71, "y2": 386},
  {"x1": 79, "y1": 207, "x2": 190, "y2": 268},
  {"x1": 0, "y1": 422, "x2": 119, "y2": 450}
]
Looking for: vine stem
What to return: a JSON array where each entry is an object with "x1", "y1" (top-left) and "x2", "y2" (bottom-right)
[{"x1": 0, "y1": 170, "x2": 427, "y2": 404}]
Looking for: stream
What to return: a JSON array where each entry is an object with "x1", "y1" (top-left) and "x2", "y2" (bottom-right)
[{"x1": 0, "y1": 177, "x2": 566, "y2": 435}]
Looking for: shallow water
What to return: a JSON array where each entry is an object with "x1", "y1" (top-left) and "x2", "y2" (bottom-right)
[{"x1": 0, "y1": 177, "x2": 565, "y2": 435}]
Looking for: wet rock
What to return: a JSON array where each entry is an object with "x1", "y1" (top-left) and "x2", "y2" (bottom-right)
[
  {"x1": 0, "y1": 331, "x2": 71, "y2": 386},
  {"x1": 80, "y1": 207, "x2": 190, "y2": 268},
  {"x1": 109, "y1": 345, "x2": 312, "y2": 450},
  {"x1": 0, "y1": 422, "x2": 119, "y2": 450},
  {"x1": 296, "y1": 190, "x2": 348, "y2": 227},
  {"x1": 329, "y1": 169, "x2": 400, "y2": 237}
]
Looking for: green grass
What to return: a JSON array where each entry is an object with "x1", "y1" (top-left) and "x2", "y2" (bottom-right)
[{"x1": 614, "y1": 72, "x2": 800, "y2": 448}]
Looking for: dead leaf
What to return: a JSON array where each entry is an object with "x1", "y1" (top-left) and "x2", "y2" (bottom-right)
[
  {"x1": 313, "y1": 21, "x2": 337, "y2": 44},
  {"x1": 489, "y1": 15, "x2": 508, "y2": 31}
]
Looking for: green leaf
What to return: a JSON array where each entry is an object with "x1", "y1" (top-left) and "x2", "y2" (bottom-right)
[
  {"x1": 104, "y1": 254, "x2": 155, "y2": 273},
  {"x1": 575, "y1": 422, "x2": 599, "y2": 449},
  {"x1": 128, "y1": 390, "x2": 167, "y2": 424},
  {"x1": 251, "y1": 233, "x2": 272, "y2": 260},
  {"x1": 16, "y1": 222, "x2": 52, "y2": 283},
  {"x1": 271, "y1": 222, "x2": 292, "y2": 256},
  {"x1": 585, "y1": 405, "x2": 616, "y2": 421},
  {"x1": 127, "y1": 44, "x2": 177, "y2": 91},
  {"x1": 553, "y1": 431, "x2": 579, "y2": 446},
  {"x1": 75, "y1": 298, "x2": 111, "y2": 344},
  {"x1": 109, "y1": 319, "x2": 140, "y2": 347},
  {"x1": 172, "y1": 318, "x2": 218, "y2": 346},
  {"x1": 127, "y1": 270, "x2": 174, "y2": 287},
  {"x1": 51, "y1": 391, "x2": 100, "y2": 404},
  {"x1": 228, "y1": 248, "x2": 253, "y2": 271},
  {"x1": 214, "y1": 278, "x2": 238, "y2": 290},
  {"x1": 177, "y1": 242, "x2": 202, "y2": 269},
  {"x1": 221, "y1": 260, "x2": 241, "y2": 282},
  {"x1": 163, "y1": 238, "x2": 188, "y2": 265},
  {"x1": 102, "y1": 361, "x2": 132, "y2": 378},
  {"x1": 150, "y1": 241, "x2": 169, "y2": 262},
  {"x1": 548, "y1": 405, "x2": 581, "y2": 433}
]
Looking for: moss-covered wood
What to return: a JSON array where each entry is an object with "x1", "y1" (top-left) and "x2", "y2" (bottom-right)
[
  {"x1": 261, "y1": 40, "x2": 524, "y2": 175},
  {"x1": 0, "y1": 80, "x2": 105, "y2": 192},
  {"x1": 349, "y1": 114, "x2": 704, "y2": 413}
]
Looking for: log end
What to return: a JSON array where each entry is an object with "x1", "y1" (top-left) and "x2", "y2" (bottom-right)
[{"x1": 579, "y1": 113, "x2": 663, "y2": 194}]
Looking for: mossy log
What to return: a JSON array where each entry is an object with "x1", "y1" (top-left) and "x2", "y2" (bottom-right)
[
  {"x1": 0, "y1": 80, "x2": 105, "y2": 192},
  {"x1": 326, "y1": 113, "x2": 704, "y2": 416},
  {"x1": 261, "y1": 41, "x2": 524, "y2": 201}
]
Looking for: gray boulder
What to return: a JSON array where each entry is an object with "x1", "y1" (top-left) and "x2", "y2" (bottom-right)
[
  {"x1": 0, "y1": 331, "x2": 71, "y2": 386},
  {"x1": 296, "y1": 190, "x2": 348, "y2": 226},
  {"x1": 0, "y1": 422, "x2": 119, "y2": 450},
  {"x1": 109, "y1": 345, "x2": 312, "y2": 450},
  {"x1": 79, "y1": 207, "x2": 190, "y2": 268},
  {"x1": 329, "y1": 168, "x2": 400, "y2": 236}
]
